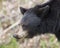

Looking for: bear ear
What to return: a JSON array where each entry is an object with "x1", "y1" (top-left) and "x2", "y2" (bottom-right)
[
  {"x1": 35, "y1": 5, "x2": 50, "y2": 17},
  {"x1": 20, "y1": 7, "x2": 27, "y2": 14}
]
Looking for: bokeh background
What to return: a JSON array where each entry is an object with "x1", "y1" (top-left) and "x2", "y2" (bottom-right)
[{"x1": 0, "y1": 0, "x2": 60, "y2": 48}]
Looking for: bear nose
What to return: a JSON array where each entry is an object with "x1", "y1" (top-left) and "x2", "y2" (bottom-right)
[{"x1": 13, "y1": 34, "x2": 20, "y2": 39}]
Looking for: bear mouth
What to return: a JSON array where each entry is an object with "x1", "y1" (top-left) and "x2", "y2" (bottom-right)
[{"x1": 13, "y1": 31, "x2": 28, "y2": 40}]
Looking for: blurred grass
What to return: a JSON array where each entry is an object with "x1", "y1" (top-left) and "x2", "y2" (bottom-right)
[
  {"x1": 0, "y1": 36, "x2": 60, "y2": 48},
  {"x1": 0, "y1": 38, "x2": 18, "y2": 48},
  {"x1": 0, "y1": 0, "x2": 2, "y2": 11},
  {"x1": 40, "y1": 34, "x2": 60, "y2": 48}
]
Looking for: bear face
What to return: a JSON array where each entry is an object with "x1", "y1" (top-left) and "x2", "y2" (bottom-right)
[
  {"x1": 13, "y1": 0, "x2": 60, "y2": 41},
  {"x1": 20, "y1": 5, "x2": 50, "y2": 38}
]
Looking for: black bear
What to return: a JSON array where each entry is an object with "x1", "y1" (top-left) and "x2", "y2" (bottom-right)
[{"x1": 14, "y1": 0, "x2": 60, "y2": 41}]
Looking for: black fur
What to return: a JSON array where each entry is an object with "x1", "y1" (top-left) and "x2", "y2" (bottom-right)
[{"x1": 15, "y1": 0, "x2": 60, "y2": 40}]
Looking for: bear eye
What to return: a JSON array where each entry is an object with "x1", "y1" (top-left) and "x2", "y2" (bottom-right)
[
  {"x1": 37, "y1": 25, "x2": 40, "y2": 27},
  {"x1": 35, "y1": 12, "x2": 42, "y2": 18},
  {"x1": 37, "y1": 15, "x2": 41, "y2": 17}
]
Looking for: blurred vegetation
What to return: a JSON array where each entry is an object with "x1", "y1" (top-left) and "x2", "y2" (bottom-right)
[
  {"x1": 0, "y1": 38, "x2": 18, "y2": 48},
  {"x1": 0, "y1": 0, "x2": 2, "y2": 11},
  {"x1": 40, "y1": 34, "x2": 60, "y2": 48}
]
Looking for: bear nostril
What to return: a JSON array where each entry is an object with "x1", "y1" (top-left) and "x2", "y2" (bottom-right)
[{"x1": 13, "y1": 34, "x2": 20, "y2": 39}]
